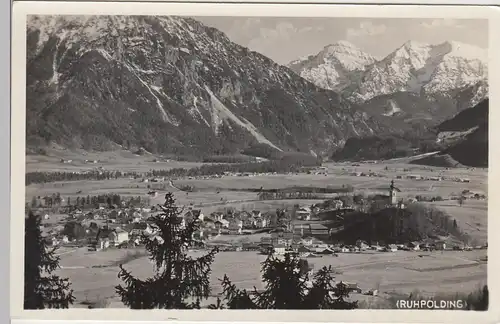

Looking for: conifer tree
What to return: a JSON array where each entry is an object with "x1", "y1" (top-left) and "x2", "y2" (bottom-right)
[
  {"x1": 216, "y1": 253, "x2": 357, "y2": 309},
  {"x1": 24, "y1": 211, "x2": 75, "y2": 309},
  {"x1": 115, "y1": 193, "x2": 218, "y2": 309}
]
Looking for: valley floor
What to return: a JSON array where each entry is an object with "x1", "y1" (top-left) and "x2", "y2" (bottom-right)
[{"x1": 25, "y1": 155, "x2": 489, "y2": 308}]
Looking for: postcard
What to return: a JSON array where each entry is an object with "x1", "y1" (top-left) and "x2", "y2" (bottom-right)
[{"x1": 10, "y1": 1, "x2": 499, "y2": 323}]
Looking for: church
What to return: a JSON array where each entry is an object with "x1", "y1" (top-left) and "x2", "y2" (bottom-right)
[{"x1": 388, "y1": 179, "x2": 405, "y2": 209}]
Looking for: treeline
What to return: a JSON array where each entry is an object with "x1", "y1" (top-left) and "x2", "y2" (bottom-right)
[
  {"x1": 406, "y1": 203, "x2": 474, "y2": 245},
  {"x1": 26, "y1": 170, "x2": 132, "y2": 185},
  {"x1": 150, "y1": 157, "x2": 320, "y2": 178},
  {"x1": 201, "y1": 154, "x2": 257, "y2": 164}
]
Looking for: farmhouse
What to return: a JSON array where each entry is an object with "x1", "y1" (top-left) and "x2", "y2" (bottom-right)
[
  {"x1": 97, "y1": 238, "x2": 110, "y2": 250},
  {"x1": 309, "y1": 223, "x2": 329, "y2": 240},
  {"x1": 109, "y1": 228, "x2": 129, "y2": 246},
  {"x1": 388, "y1": 244, "x2": 398, "y2": 252},
  {"x1": 255, "y1": 217, "x2": 267, "y2": 228},
  {"x1": 296, "y1": 207, "x2": 312, "y2": 220},
  {"x1": 273, "y1": 244, "x2": 287, "y2": 255}
]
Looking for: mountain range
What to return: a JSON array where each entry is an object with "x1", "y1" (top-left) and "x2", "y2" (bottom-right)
[
  {"x1": 26, "y1": 16, "x2": 488, "y2": 162},
  {"x1": 288, "y1": 40, "x2": 488, "y2": 115},
  {"x1": 27, "y1": 15, "x2": 394, "y2": 158}
]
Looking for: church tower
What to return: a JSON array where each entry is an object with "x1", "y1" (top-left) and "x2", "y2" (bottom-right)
[{"x1": 389, "y1": 180, "x2": 397, "y2": 206}]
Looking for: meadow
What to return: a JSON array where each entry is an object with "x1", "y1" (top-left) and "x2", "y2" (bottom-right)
[
  {"x1": 56, "y1": 249, "x2": 487, "y2": 308},
  {"x1": 26, "y1": 149, "x2": 205, "y2": 173}
]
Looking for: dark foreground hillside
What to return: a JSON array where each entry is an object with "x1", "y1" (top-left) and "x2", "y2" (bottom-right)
[{"x1": 412, "y1": 99, "x2": 488, "y2": 168}]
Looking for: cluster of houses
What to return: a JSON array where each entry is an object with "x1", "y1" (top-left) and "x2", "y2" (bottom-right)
[
  {"x1": 255, "y1": 235, "x2": 483, "y2": 257},
  {"x1": 43, "y1": 203, "x2": 287, "y2": 251}
]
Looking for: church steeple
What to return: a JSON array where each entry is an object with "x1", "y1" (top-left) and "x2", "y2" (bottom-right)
[{"x1": 389, "y1": 180, "x2": 397, "y2": 205}]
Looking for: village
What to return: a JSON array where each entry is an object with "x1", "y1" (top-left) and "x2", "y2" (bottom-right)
[{"x1": 32, "y1": 170, "x2": 487, "y2": 260}]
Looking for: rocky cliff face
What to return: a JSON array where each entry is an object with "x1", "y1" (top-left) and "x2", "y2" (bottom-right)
[{"x1": 27, "y1": 15, "x2": 394, "y2": 157}]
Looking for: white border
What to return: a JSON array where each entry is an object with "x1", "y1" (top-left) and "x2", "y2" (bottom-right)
[{"x1": 11, "y1": 2, "x2": 500, "y2": 323}]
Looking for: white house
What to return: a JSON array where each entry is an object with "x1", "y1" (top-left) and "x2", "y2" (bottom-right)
[
  {"x1": 109, "y1": 228, "x2": 129, "y2": 246},
  {"x1": 98, "y1": 238, "x2": 110, "y2": 250},
  {"x1": 273, "y1": 244, "x2": 286, "y2": 255},
  {"x1": 219, "y1": 219, "x2": 230, "y2": 228}
]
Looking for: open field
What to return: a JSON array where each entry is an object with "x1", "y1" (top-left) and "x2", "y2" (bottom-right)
[
  {"x1": 175, "y1": 171, "x2": 487, "y2": 199},
  {"x1": 26, "y1": 149, "x2": 205, "y2": 173},
  {"x1": 56, "y1": 249, "x2": 487, "y2": 308}
]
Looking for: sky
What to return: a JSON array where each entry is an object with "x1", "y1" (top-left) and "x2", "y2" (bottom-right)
[{"x1": 194, "y1": 17, "x2": 488, "y2": 65}]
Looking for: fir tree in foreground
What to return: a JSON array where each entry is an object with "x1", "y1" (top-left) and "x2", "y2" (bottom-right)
[
  {"x1": 214, "y1": 253, "x2": 358, "y2": 309},
  {"x1": 24, "y1": 211, "x2": 75, "y2": 309},
  {"x1": 115, "y1": 193, "x2": 218, "y2": 309}
]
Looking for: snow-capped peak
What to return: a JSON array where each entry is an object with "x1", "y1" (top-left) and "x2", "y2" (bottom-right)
[
  {"x1": 343, "y1": 40, "x2": 488, "y2": 102},
  {"x1": 325, "y1": 40, "x2": 359, "y2": 50},
  {"x1": 287, "y1": 40, "x2": 376, "y2": 91}
]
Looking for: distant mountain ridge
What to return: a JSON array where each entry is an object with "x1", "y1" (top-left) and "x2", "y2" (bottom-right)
[
  {"x1": 288, "y1": 40, "x2": 488, "y2": 108},
  {"x1": 27, "y1": 15, "x2": 403, "y2": 158}
]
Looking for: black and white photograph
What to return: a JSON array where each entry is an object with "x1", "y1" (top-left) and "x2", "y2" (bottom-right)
[{"x1": 11, "y1": 2, "x2": 496, "y2": 320}]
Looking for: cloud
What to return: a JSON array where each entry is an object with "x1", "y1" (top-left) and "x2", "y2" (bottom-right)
[
  {"x1": 346, "y1": 21, "x2": 387, "y2": 39},
  {"x1": 421, "y1": 19, "x2": 464, "y2": 29},
  {"x1": 259, "y1": 22, "x2": 297, "y2": 40}
]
